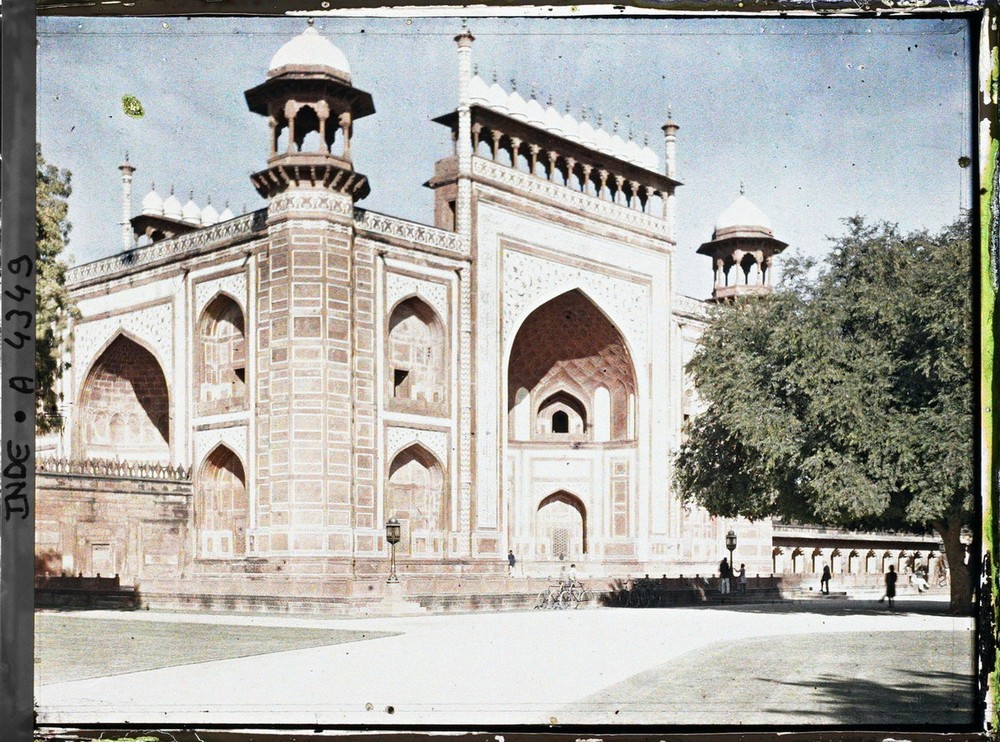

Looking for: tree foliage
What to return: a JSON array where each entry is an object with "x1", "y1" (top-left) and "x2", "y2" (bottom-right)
[
  {"x1": 36, "y1": 144, "x2": 78, "y2": 433},
  {"x1": 676, "y1": 215, "x2": 974, "y2": 610}
]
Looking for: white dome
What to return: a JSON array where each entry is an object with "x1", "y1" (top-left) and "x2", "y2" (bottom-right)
[
  {"x1": 577, "y1": 120, "x2": 596, "y2": 149},
  {"x1": 610, "y1": 133, "x2": 627, "y2": 159},
  {"x1": 561, "y1": 112, "x2": 580, "y2": 142},
  {"x1": 469, "y1": 75, "x2": 490, "y2": 105},
  {"x1": 218, "y1": 205, "x2": 235, "y2": 222},
  {"x1": 623, "y1": 139, "x2": 642, "y2": 165},
  {"x1": 507, "y1": 90, "x2": 528, "y2": 121},
  {"x1": 544, "y1": 106, "x2": 564, "y2": 135},
  {"x1": 714, "y1": 194, "x2": 773, "y2": 233},
  {"x1": 182, "y1": 197, "x2": 201, "y2": 225},
  {"x1": 525, "y1": 98, "x2": 546, "y2": 127},
  {"x1": 269, "y1": 25, "x2": 351, "y2": 77},
  {"x1": 487, "y1": 82, "x2": 509, "y2": 113},
  {"x1": 201, "y1": 202, "x2": 219, "y2": 226},
  {"x1": 141, "y1": 187, "x2": 163, "y2": 216},
  {"x1": 162, "y1": 192, "x2": 183, "y2": 220},
  {"x1": 640, "y1": 145, "x2": 659, "y2": 171}
]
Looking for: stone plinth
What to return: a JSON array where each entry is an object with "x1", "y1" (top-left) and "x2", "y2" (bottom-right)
[{"x1": 361, "y1": 580, "x2": 427, "y2": 616}]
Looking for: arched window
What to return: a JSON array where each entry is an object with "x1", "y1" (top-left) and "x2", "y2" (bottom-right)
[
  {"x1": 551, "y1": 410, "x2": 569, "y2": 433},
  {"x1": 196, "y1": 295, "x2": 247, "y2": 416},
  {"x1": 78, "y1": 334, "x2": 170, "y2": 461},
  {"x1": 196, "y1": 446, "x2": 248, "y2": 558},
  {"x1": 386, "y1": 444, "x2": 448, "y2": 557},
  {"x1": 294, "y1": 104, "x2": 321, "y2": 152},
  {"x1": 386, "y1": 297, "x2": 447, "y2": 414},
  {"x1": 535, "y1": 390, "x2": 587, "y2": 440}
]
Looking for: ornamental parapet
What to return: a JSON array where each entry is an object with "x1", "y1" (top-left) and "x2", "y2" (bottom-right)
[
  {"x1": 67, "y1": 209, "x2": 267, "y2": 286},
  {"x1": 354, "y1": 208, "x2": 468, "y2": 254},
  {"x1": 37, "y1": 457, "x2": 192, "y2": 481}
]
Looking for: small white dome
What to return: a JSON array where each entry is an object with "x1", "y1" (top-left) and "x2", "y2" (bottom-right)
[
  {"x1": 487, "y1": 82, "x2": 509, "y2": 114},
  {"x1": 141, "y1": 187, "x2": 163, "y2": 216},
  {"x1": 525, "y1": 97, "x2": 546, "y2": 127},
  {"x1": 182, "y1": 197, "x2": 201, "y2": 225},
  {"x1": 218, "y1": 205, "x2": 235, "y2": 222},
  {"x1": 623, "y1": 139, "x2": 642, "y2": 165},
  {"x1": 610, "y1": 133, "x2": 627, "y2": 159},
  {"x1": 640, "y1": 145, "x2": 659, "y2": 171},
  {"x1": 162, "y1": 192, "x2": 183, "y2": 220},
  {"x1": 544, "y1": 106, "x2": 564, "y2": 135},
  {"x1": 561, "y1": 112, "x2": 580, "y2": 142},
  {"x1": 469, "y1": 75, "x2": 490, "y2": 105},
  {"x1": 269, "y1": 25, "x2": 351, "y2": 77},
  {"x1": 577, "y1": 120, "x2": 596, "y2": 149},
  {"x1": 714, "y1": 194, "x2": 773, "y2": 233},
  {"x1": 507, "y1": 90, "x2": 528, "y2": 121},
  {"x1": 201, "y1": 202, "x2": 219, "y2": 226}
]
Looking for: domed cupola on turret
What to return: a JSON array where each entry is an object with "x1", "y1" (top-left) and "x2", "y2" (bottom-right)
[
  {"x1": 698, "y1": 185, "x2": 788, "y2": 302},
  {"x1": 244, "y1": 21, "x2": 376, "y2": 201}
]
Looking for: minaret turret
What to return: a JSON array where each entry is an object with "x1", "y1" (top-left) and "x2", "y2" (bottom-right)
[
  {"x1": 698, "y1": 186, "x2": 788, "y2": 302},
  {"x1": 118, "y1": 153, "x2": 136, "y2": 251},
  {"x1": 244, "y1": 21, "x2": 375, "y2": 201}
]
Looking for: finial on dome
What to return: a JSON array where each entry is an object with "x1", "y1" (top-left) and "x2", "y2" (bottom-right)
[
  {"x1": 170, "y1": 184, "x2": 175, "y2": 195},
  {"x1": 643, "y1": 132, "x2": 649, "y2": 146},
  {"x1": 739, "y1": 181, "x2": 745, "y2": 196},
  {"x1": 546, "y1": 93, "x2": 554, "y2": 107},
  {"x1": 530, "y1": 83, "x2": 537, "y2": 100},
  {"x1": 510, "y1": 78, "x2": 517, "y2": 92},
  {"x1": 564, "y1": 100, "x2": 571, "y2": 114},
  {"x1": 613, "y1": 117, "x2": 620, "y2": 134},
  {"x1": 473, "y1": 63, "x2": 479, "y2": 76},
  {"x1": 151, "y1": 181, "x2": 156, "y2": 191},
  {"x1": 189, "y1": 190, "x2": 194, "y2": 200},
  {"x1": 306, "y1": 17, "x2": 315, "y2": 27},
  {"x1": 492, "y1": 70, "x2": 498, "y2": 84},
  {"x1": 580, "y1": 107, "x2": 588, "y2": 122},
  {"x1": 124, "y1": 150, "x2": 130, "y2": 162},
  {"x1": 597, "y1": 111, "x2": 604, "y2": 127},
  {"x1": 207, "y1": 194, "x2": 212, "y2": 204}
]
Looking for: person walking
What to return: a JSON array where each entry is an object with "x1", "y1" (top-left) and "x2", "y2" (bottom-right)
[
  {"x1": 885, "y1": 564, "x2": 897, "y2": 609},
  {"x1": 719, "y1": 557, "x2": 731, "y2": 595},
  {"x1": 737, "y1": 563, "x2": 747, "y2": 594},
  {"x1": 507, "y1": 550, "x2": 516, "y2": 575},
  {"x1": 821, "y1": 565, "x2": 832, "y2": 595}
]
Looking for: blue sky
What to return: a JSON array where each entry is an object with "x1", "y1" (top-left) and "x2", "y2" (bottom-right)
[{"x1": 37, "y1": 15, "x2": 972, "y2": 298}]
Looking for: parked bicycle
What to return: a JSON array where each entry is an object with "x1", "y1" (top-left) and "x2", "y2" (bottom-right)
[{"x1": 535, "y1": 578, "x2": 595, "y2": 609}]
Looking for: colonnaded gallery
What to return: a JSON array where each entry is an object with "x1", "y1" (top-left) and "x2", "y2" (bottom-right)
[{"x1": 35, "y1": 25, "x2": 941, "y2": 610}]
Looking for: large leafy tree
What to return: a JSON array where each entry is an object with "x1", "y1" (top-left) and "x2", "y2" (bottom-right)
[
  {"x1": 36, "y1": 144, "x2": 77, "y2": 433},
  {"x1": 676, "y1": 215, "x2": 974, "y2": 612}
]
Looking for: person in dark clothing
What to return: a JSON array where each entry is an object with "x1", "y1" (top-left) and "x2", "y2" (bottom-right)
[
  {"x1": 821, "y1": 565, "x2": 832, "y2": 594},
  {"x1": 507, "y1": 550, "x2": 516, "y2": 574},
  {"x1": 719, "y1": 558, "x2": 732, "y2": 594},
  {"x1": 885, "y1": 565, "x2": 897, "y2": 609}
]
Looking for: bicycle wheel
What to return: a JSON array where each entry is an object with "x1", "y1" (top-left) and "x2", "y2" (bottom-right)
[
  {"x1": 580, "y1": 589, "x2": 595, "y2": 605},
  {"x1": 569, "y1": 588, "x2": 582, "y2": 609},
  {"x1": 618, "y1": 589, "x2": 631, "y2": 607},
  {"x1": 536, "y1": 590, "x2": 551, "y2": 609},
  {"x1": 557, "y1": 589, "x2": 573, "y2": 609},
  {"x1": 628, "y1": 590, "x2": 641, "y2": 608}
]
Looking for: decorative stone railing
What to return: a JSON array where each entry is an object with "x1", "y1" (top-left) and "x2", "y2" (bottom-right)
[
  {"x1": 37, "y1": 457, "x2": 191, "y2": 481},
  {"x1": 67, "y1": 209, "x2": 267, "y2": 285},
  {"x1": 472, "y1": 156, "x2": 669, "y2": 238},
  {"x1": 672, "y1": 294, "x2": 712, "y2": 319},
  {"x1": 354, "y1": 208, "x2": 468, "y2": 254}
]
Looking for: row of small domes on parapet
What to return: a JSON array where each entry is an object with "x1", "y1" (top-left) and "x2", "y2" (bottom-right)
[
  {"x1": 140, "y1": 185, "x2": 236, "y2": 227},
  {"x1": 468, "y1": 74, "x2": 662, "y2": 172}
]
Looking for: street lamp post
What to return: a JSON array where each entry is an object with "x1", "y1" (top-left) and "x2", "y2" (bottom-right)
[
  {"x1": 726, "y1": 530, "x2": 737, "y2": 571},
  {"x1": 385, "y1": 517, "x2": 401, "y2": 583}
]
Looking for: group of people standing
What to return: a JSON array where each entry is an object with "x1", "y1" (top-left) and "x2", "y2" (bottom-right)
[{"x1": 717, "y1": 558, "x2": 747, "y2": 594}]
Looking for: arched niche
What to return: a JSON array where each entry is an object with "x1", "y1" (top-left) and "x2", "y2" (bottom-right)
[
  {"x1": 78, "y1": 333, "x2": 170, "y2": 461},
  {"x1": 536, "y1": 390, "x2": 588, "y2": 440},
  {"x1": 507, "y1": 289, "x2": 637, "y2": 442},
  {"x1": 535, "y1": 491, "x2": 587, "y2": 559},
  {"x1": 196, "y1": 294, "x2": 247, "y2": 415},
  {"x1": 386, "y1": 297, "x2": 448, "y2": 415},
  {"x1": 386, "y1": 444, "x2": 448, "y2": 557},
  {"x1": 196, "y1": 445, "x2": 248, "y2": 558}
]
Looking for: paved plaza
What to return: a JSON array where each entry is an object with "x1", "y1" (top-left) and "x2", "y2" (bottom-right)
[{"x1": 35, "y1": 598, "x2": 974, "y2": 727}]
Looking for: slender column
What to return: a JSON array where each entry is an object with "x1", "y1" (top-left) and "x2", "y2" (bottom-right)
[
  {"x1": 339, "y1": 111, "x2": 352, "y2": 159},
  {"x1": 598, "y1": 169, "x2": 609, "y2": 199},
  {"x1": 284, "y1": 101, "x2": 298, "y2": 153},
  {"x1": 714, "y1": 258, "x2": 724, "y2": 287},
  {"x1": 629, "y1": 180, "x2": 642, "y2": 210},
  {"x1": 318, "y1": 114, "x2": 328, "y2": 153},
  {"x1": 472, "y1": 122, "x2": 483, "y2": 151},
  {"x1": 547, "y1": 151, "x2": 559, "y2": 182},
  {"x1": 510, "y1": 137, "x2": 522, "y2": 170},
  {"x1": 614, "y1": 175, "x2": 626, "y2": 204},
  {"x1": 491, "y1": 130, "x2": 502, "y2": 161},
  {"x1": 528, "y1": 144, "x2": 540, "y2": 176},
  {"x1": 662, "y1": 115, "x2": 679, "y2": 241},
  {"x1": 564, "y1": 157, "x2": 576, "y2": 188},
  {"x1": 580, "y1": 163, "x2": 593, "y2": 196},
  {"x1": 268, "y1": 117, "x2": 278, "y2": 157}
]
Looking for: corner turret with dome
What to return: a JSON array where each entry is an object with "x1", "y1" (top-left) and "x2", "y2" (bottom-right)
[
  {"x1": 244, "y1": 20, "x2": 376, "y2": 202},
  {"x1": 697, "y1": 185, "x2": 788, "y2": 302}
]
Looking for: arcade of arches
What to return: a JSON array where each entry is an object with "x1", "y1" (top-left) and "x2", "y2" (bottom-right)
[
  {"x1": 386, "y1": 444, "x2": 448, "y2": 557},
  {"x1": 196, "y1": 446, "x2": 248, "y2": 558},
  {"x1": 78, "y1": 334, "x2": 170, "y2": 461}
]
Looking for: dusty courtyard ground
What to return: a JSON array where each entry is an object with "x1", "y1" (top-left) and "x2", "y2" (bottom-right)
[{"x1": 35, "y1": 597, "x2": 975, "y2": 728}]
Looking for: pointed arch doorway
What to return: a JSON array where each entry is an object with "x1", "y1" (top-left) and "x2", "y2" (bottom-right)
[{"x1": 535, "y1": 491, "x2": 587, "y2": 561}]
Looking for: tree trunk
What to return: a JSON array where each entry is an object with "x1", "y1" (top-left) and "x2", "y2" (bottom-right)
[{"x1": 935, "y1": 518, "x2": 974, "y2": 614}]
